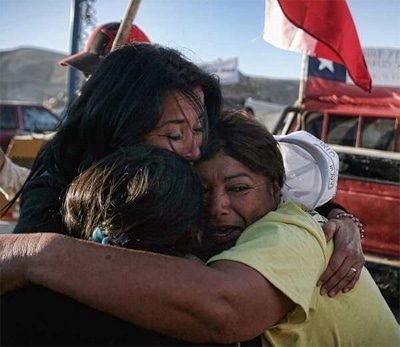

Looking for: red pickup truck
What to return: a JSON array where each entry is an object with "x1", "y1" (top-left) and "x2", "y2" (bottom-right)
[{"x1": 276, "y1": 53, "x2": 400, "y2": 320}]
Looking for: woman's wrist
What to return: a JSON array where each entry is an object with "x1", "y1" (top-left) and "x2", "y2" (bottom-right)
[
  {"x1": 327, "y1": 208, "x2": 346, "y2": 219},
  {"x1": 327, "y1": 209, "x2": 365, "y2": 239},
  {"x1": 334, "y1": 212, "x2": 365, "y2": 239},
  {"x1": 0, "y1": 233, "x2": 57, "y2": 294},
  {"x1": 27, "y1": 233, "x2": 65, "y2": 285},
  {"x1": 328, "y1": 208, "x2": 365, "y2": 239}
]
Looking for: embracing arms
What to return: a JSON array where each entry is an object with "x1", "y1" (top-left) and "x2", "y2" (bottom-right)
[
  {"x1": 0, "y1": 207, "x2": 365, "y2": 343},
  {"x1": 0, "y1": 232, "x2": 294, "y2": 344}
]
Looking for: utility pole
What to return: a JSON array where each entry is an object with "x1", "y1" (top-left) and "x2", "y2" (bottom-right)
[{"x1": 67, "y1": 0, "x2": 82, "y2": 103}]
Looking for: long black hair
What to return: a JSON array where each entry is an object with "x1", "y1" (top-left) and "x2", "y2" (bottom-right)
[{"x1": 25, "y1": 43, "x2": 222, "y2": 188}]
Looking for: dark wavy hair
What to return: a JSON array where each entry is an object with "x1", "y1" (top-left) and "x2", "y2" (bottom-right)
[
  {"x1": 64, "y1": 145, "x2": 204, "y2": 256},
  {"x1": 25, "y1": 43, "x2": 222, "y2": 187},
  {"x1": 197, "y1": 110, "x2": 285, "y2": 189}
]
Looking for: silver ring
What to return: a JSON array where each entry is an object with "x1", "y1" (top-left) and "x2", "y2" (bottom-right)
[{"x1": 350, "y1": 267, "x2": 357, "y2": 273}]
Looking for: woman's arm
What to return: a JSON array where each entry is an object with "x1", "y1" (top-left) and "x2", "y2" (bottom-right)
[
  {"x1": 0, "y1": 232, "x2": 294, "y2": 344},
  {"x1": 316, "y1": 201, "x2": 365, "y2": 297}
]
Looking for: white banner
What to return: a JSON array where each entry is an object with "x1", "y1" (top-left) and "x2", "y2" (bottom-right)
[
  {"x1": 199, "y1": 57, "x2": 239, "y2": 85},
  {"x1": 363, "y1": 48, "x2": 400, "y2": 87}
]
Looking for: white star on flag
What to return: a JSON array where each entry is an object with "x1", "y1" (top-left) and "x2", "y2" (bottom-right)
[{"x1": 318, "y1": 58, "x2": 335, "y2": 73}]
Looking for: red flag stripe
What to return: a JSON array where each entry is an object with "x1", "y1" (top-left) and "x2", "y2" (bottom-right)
[{"x1": 264, "y1": 0, "x2": 372, "y2": 92}]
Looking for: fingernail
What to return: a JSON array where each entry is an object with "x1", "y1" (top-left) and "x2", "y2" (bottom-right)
[
  {"x1": 343, "y1": 288, "x2": 349, "y2": 293},
  {"x1": 320, "y1": 288, "x2": 327, "y2": 295},
  {"x1": 328, "y1": 291, "x2": 336, "y2": 297},
  {"x1": 317, "y1": 281, "x2": 321, "y2": 287}
]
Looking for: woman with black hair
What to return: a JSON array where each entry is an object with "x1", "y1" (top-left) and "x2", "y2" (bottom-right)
[{"x1": 11, "y1": 42, "x2": 222, "y2": 235}]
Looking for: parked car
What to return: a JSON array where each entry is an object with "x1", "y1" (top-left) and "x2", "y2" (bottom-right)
[{"x1": 0, "y1": 101, "x2": 60, "y2": 152}]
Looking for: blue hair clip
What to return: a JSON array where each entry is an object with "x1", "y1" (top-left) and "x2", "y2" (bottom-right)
[
  {"x1": 89, "y1": 227, "x2": 129, "y2": 247},
  {"x1": 89, "y1": 227, "x2": 110, "y2": 245}
]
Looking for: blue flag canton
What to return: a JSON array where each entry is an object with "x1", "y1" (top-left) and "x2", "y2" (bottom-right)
[{"x1": 307, "y1": 56, "x2": 347, "y2": 82}]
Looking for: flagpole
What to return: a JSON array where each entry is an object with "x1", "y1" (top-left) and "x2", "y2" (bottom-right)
[
  {"x1": 111, "y1": 0, "x2": 142, "y2": 52},
  {"x1": 296, "y1": 54, "x2": 307, "y2": 107}
]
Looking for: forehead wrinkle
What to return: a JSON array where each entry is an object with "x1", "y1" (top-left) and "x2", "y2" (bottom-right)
[
  {"x1": 156, "y1": 118, "x2": 186, "y2": 129},
  {"x1": 224, "y1": 173, "x2": 253, "y2": 182}
]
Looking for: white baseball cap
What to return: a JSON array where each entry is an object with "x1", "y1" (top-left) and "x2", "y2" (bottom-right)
[{"x1": 274, "y1": 131, "x2": 339, "y2": 210}]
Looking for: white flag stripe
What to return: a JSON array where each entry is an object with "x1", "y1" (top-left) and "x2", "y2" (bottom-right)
[{"x1": 263, "y1": 0, "x2": 317, "y2": 55}]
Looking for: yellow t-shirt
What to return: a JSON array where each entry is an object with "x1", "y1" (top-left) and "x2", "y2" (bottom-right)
[{"x1": 208, "y1": 202, "x2": 400, "y2": 347}]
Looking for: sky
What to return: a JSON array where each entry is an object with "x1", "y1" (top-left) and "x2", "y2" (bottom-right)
[{"x1": 0, "y1": 0, "x2": 399, "y2": 80}]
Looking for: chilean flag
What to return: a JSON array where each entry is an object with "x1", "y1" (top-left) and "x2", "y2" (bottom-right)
[
  {"x1": 263, "y1": 0, "x2": 372, "y2": 92},
  {"x1": 305, "y1": 56, "x2": 400, "y2": 116}
]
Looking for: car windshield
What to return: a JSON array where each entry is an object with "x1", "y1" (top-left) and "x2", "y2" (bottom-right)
[{"x1": 22, "y1": 106, "x2": 59, "y2": 133}]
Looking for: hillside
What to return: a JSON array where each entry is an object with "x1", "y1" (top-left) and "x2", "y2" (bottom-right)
[
  {"x1": 0, "y1": 47, "x2": 299, "y2": 109},
  {"x1": 222, "y1": 73, "x2": 299, "y2": 106}
]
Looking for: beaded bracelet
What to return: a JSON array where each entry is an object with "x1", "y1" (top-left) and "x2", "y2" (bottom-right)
[{"x1": 335, "y1": 213, "x2": 365, "y2": 238}]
